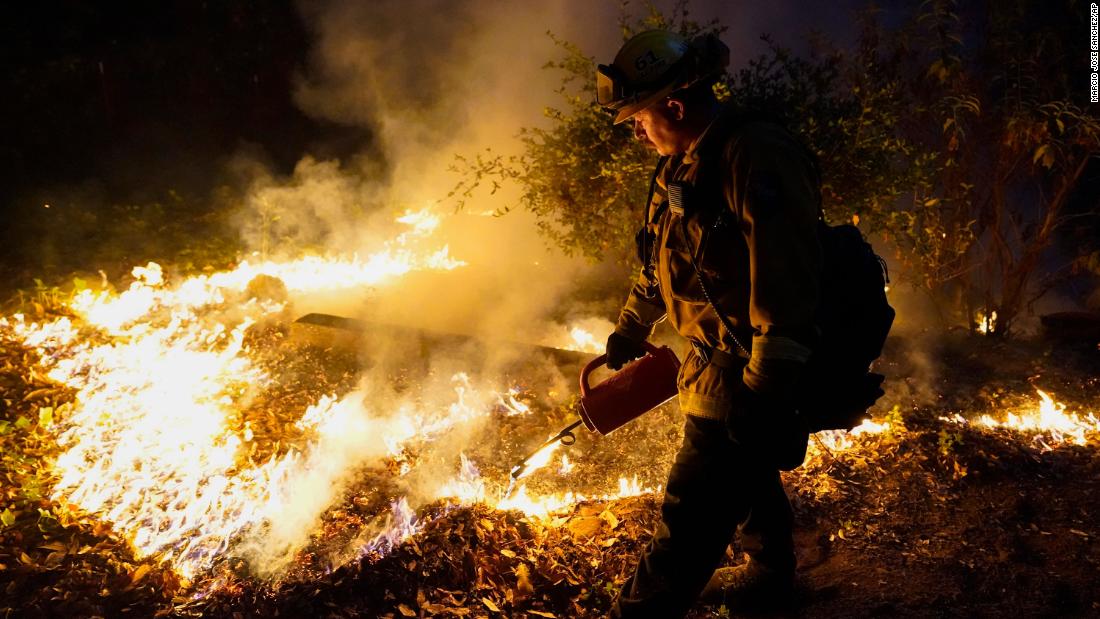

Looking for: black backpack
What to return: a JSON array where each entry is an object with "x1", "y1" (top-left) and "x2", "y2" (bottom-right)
[{"x1": 798, "y1": 222, "x2": 894, "y2": 431}]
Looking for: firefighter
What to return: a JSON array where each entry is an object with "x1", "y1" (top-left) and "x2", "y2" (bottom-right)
[{"x1": 597, "y1": 29, "x2": 822, "y2": 617}]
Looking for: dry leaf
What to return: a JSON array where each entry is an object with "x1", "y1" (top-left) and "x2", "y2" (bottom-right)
[
  {"x1": 397, "y1": 603, "x2": 417, "y2": 617},
  {"x1": 515, "y1": 563, "x2": 534, "y2": 600},
  {"x1": 482, "y1": 597, "x2": 501, "y2": 612},
  {"x1": 599, "y1": 509, "x2": 619, "y2": 530},
  {"x1": 131, "y1": 564, "x2": 151, "y2": 584},
  {"x1": 500, "y1": 548, "x2": 516, "y2": 558}
]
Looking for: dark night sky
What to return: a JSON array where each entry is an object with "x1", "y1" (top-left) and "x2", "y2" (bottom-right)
[
  {"x1": 0, "y1": 0, "x2": 876, "y2": 210},
  {"x1": 1, "y1": 1, "x2": 346, "y2": 206}
]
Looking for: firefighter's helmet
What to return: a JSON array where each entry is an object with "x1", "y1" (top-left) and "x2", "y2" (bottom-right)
[{"x1": 597, "y1": 29, "x2": 730, "y2": 124}]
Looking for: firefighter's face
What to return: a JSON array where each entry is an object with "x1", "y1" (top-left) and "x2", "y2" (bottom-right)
[{"x1": 632, "y1": 99, "x2": 690, "y2": 156}]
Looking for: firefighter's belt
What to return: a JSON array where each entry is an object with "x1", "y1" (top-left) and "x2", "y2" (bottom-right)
[{"x1": 691, "y1": 341, "x2": 749, "y2": 369}]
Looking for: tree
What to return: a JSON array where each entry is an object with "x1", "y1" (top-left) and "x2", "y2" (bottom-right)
[
  {"x1": 870, "y1": 0, "x2": 1100, "y2": 335},
  {"x1": 448, "y1": 3, "x2": 930, "y2": 272},
  {"x1": 449, "y1": 0, "x2": 1099, "y2": 337},
  {"x1": 448, "y1": 3, "x2": 715, "y2": 267}
]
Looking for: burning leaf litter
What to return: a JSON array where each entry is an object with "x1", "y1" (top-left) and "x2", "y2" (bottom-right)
[
  {"x1": 0, "y1": 208, "x2": 1098, "y2": 616},
  {"x1": 941, "y1": 389, "x2": 1100, "y2": 450},
  {"x1": 0, "y1": 208, "x2": 673, "y2": 590}
]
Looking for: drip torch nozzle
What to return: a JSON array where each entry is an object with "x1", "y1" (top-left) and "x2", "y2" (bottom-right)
[{"x1": 508, "y1": 418, "x2": 584, "y2": 482}]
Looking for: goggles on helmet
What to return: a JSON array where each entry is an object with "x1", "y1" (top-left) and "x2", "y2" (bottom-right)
[{"x1": 596, "y1": 63, "x2": 631, "y2": 108}]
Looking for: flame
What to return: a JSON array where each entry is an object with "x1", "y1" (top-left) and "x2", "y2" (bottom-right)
[
  {"x1": 4, "y1": 209, "x2": 476, "y2": 580},
  {"x1": 497, "y1": 388, "x2": 531, "y2": 416},
  {"x1": 68, "y1": 237, "x2": 463, "y2": 337},
  {"x1": 567, "y1": 327, "x2": 602, "y2": 353},
  {"x1": 395, "y1": 207, "x2": 442, "y2": 235},
  {"x1": 976, "y1": 310, "x2": 997, "y2": 334},
  {"x1": 972, "y1": 389, "x2": 1099, "y2": 450},
  {"x1": 20, "y1": 200, "x2": 1094, "y2": 589},
  {"x1": 434, "y1": 453, "x2": 487, "y2": 504},
  {"x1": 511, "y1": 439, "x2": 563, "y2": 480},
  {"x1": 544, "y1": 318, "x2": 613, "y2": 353},
  {"x1": 559, "y1": 454, "x2": 574, "y2": 475},
  {"x1": 808, "y1": 418, "x2": 892, "y2": 455},
  {"x1": 7, "y1": 200, "x2": 660, "y2": 583},
  {"x1": 493, "y1": 476, "x2": 656, "y2": 520}
]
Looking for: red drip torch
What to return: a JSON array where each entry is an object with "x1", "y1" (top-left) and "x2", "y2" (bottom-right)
[{"x1": 508, "y1": 342, "x2": 680, "y2": 482}]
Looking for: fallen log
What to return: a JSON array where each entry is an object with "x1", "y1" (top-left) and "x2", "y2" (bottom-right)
[{"x1": 289, "y1": 312, "x2": 594, "y2": 368}]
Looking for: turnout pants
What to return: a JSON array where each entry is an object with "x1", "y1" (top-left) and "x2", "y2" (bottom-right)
[{"x1": 611, "y1": 415, "x2": 796, "y2": 618}]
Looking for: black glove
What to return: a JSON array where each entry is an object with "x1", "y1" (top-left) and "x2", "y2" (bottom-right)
[
  {"x1": 726, "y1": 383, "x2": 810, "y2": 471},
  {"x1": 605, "y1": 332, "x2": 647, "y2": 370}
]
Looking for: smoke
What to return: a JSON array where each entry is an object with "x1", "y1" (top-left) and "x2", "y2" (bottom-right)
[
  {"x1": 222, "y1": 0, "x2": 879, "y2": 576},
  {"x1": 871, "y1": 246, "x2": 946, "y2": 411},
  {"x1": 219, "y1": 3, "x2": 641, "y2": 576},
  {"x1": 234, "y1": 364, "x2": 503, "y2": 577},
  {"x1": 227, "y1": 0, "x2": 877, "y2": 342},
  {"x1": 227, "y1": 0, "x2": 635, "y2": 349}
]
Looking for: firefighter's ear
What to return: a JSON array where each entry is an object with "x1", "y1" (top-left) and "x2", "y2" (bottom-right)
[{"x1": 664, "y1": 98, "x2": 685, "y2": 121}]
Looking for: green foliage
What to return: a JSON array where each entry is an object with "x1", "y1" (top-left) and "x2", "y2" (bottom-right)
[
  {"x1": 448, "y1": 2, "x2": 931, "y2": 270},
  {"x1": 450, "y1": 30, "x2": 652, "y2": 265},
  {"x1": 448, "y1": 4, "x2": 722, "y2": 266},
  {"x1": 884, "y1": 404, "x2": 907, "y2": 432},
  {"x1": 865, "y1": 0, "x2": 1100, "y2": 334},
  {"x1": 450, "y1": 0, "x2": 1098, "y2": 336},
  {"x1": 725, "y1": 31, "x2": 931, "y2": 233},
  {"x1": 937, "y1": 428, "x2": 963, "y2": 456}
]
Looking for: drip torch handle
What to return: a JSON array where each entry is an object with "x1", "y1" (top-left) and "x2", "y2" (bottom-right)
[
  {"x1": 508, "y1": 418, "x2": 585, "y2": 480},
  {"x1": 580, "y1": 341, "x2": 661, "y2": 397},
  {"x1": 551, "y1": 418, "x2": 584, "y2": 445}
]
